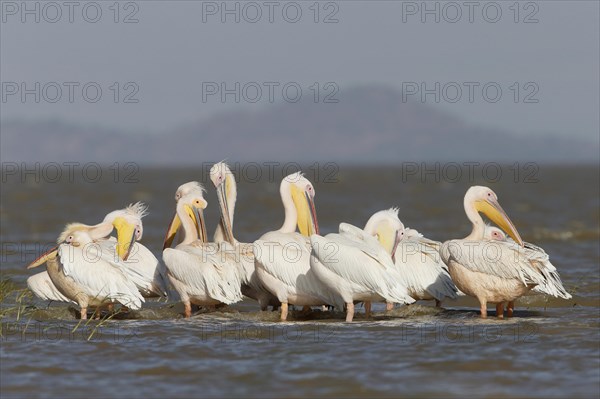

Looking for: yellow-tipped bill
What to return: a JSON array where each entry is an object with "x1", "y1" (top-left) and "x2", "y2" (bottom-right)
[
  {"x1": 291, "y1": 185, "x2": 319, "y2": 237},
  {"x1": 185, "y1": 204, "x2": 208, "y2": 243},
  {"x1": 113, "y1": 216, "x2": 136, "y2": 261},
  {"x1": 27, "y1": 246, "x2": 58, "y2": 269},
  {"x1": 163, "y1": 212, "x2": 181, "y2": 250},
  {"x1": 476, "y1": 198, "x2": 524, "y2": 246}
]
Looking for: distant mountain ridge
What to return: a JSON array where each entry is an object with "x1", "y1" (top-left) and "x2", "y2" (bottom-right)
[{"x1": 2, "y1": 86, "x2": 598, "y2": 164}]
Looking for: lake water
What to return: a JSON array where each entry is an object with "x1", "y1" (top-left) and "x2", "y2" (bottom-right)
[{"x1": 1, "y1": 164, "x2": 598, "y2": 398}]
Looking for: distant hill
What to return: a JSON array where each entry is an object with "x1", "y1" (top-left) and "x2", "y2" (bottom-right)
[{"x1": 2, "y1": 86, "x2": 598, "y2": 164}]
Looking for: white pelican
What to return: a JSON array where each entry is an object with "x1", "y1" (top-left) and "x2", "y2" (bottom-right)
[
  {"x1": 163, "y1": 182, "x2": 243, "y2": 318},
  {"x1": 27, "y1": 224, "x2": 144, "y2": 319},
  {"x1": 27, "y1": 203, "x2": 167, "y2": 303},
  {"x1": 254, "y1": 173, "x2": 333, "y2": 321},
  {"x1": 391, "y1": 225, "x2": 458, "y2": 307},
  {"x1": 440, "y1": 186, "x2": 572, "y2": 318},
  {"x1": 210, "y1": 162, "x2": 280, "y2": 310},
  {"x1": 310, "y1": 209, "x2": 415, "y2": 322},
  {"x1": 484, "y1": 225, "x2": 572, "y2": 316}
]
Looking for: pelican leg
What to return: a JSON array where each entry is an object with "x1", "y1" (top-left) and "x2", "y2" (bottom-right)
[
  {"x1": 184, "y1": 302, "x2": 192, "y2": 318},
  {"x1": 107, "y1": 304, "x2": 114, "y2": 313},
  {"x1": 280, "y1": 302, "x2": 288, "y2": 321},
  {"x1": 364, "y1": 301, "x2": 372, "y2": 318},
  {"x1": 496, "y1": 302, "x2": 504, "y2": 319},
  {"x1": 80, "y1": 307, "x2": 88, "y2": 320},
  {"x1": 507, "y1": 301, "x2": 515, "y2": 318},
  {"x1": 479, "y1": 300, "x2": 487, "y2": 318},
  {"x1": 386, "y1": 302, "x2": 394, "y2": 311},
  {"x1": 345, "y1": 302, "x2": 355, "y2": 322}
]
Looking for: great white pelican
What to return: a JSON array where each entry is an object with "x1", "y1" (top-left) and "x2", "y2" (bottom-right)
[
  {"x1": 27, "y1": 217, "x2": 145, "y2": 319},
  {"x1": 310, "y1": 209, "x2": 415, "y2": 322},
  {"x1": 439, "y1": 186, "x2": 571, "y2": 318},
  {"x1": 162, "y1": 182, "x2": 243, "y2": 318},
  {"x1": 210, "y1": 162, "x2": 280, "y2": 310},
  {"x1": 254, "y1": 172, "x2": 333, "y2": 321},
  {"x1": 390, "y1": 225, "x2": 458, "y2": 307},
  {"x1": 27, "y1": 203, "x2": 167, "y2": 305}
]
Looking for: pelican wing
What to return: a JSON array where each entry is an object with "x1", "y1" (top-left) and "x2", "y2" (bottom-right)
[
  {"x1": 57, "y1": 244, "x2": 144, "y2": 309},
  {"x1": 440, "y1": 239, "x2": 568, "y2": 296},
  {"x1": 162, "y1": 244, "x2": 243, "y2": 304},
  {"x1": 509, "y1": 238, "x2": 571, "y2": 299},
  {"x1": 310, "y1": 233, "x2": 414, "y2": 305},
  {"x1": 337, "y1": 223, "x2": 396, "y2": 269},
  {"x1": 98, "y1": 237, "x2": 168, "y2": 297},
  {"x1": 394, "y1": 237, "x2": 458, "y2": 300},
  {"x1": 27, "y1": 271, "x2": 75, "y2": 304},
  {"x1": 253, "y1": 234, "x2": 312, "y2": 289}
]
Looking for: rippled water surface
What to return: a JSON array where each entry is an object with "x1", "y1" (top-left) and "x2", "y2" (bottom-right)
[{"x1": 1, "y1": 165, "x2": 599, "y2": 398}]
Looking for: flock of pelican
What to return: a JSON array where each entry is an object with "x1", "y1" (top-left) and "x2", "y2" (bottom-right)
[{"x1": 26, "y1": 162, "x2": 572, "y2": 321}]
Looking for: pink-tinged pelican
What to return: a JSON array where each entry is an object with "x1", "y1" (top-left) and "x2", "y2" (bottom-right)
[
  {"x1": 484, "y1": 225, "x2": 572, "y2": 316},
  {"x1": 310, "y1": 209, "x2": 415, "y2": 322},
  {"x1": 27, "y1": 203, "x2": 167, "y2": 303},
  {"x1": 27, "y1": 221, "x2": 144, "y2": 319},
  {"x1": 440, "y1": 186, "x2": 571, "y2": 318},
  {"x1": 210, "y1": 162, "x2": 280, "y2": 310},
  {"x1": 391, "y1": 226, "x2": 458, "y2": 307},
  {"x1": 162, "y1": 182, "x2": 243, "y2": 318},
  {"x1": 254, "y1": 173, "x2": 333, "y2": 321}
]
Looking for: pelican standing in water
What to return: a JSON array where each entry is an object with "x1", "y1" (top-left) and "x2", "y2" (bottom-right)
[
  {"x1": 27, "y1": 219, "x2": 145, "y2": 319},
  {"x1": 27, "y1": 203, "x2": 167, "y2": 304},
  {"x1": 390, "y1": 226, "x2": 458, "y2": 307},
  {"x1": 484, "y1": 225, "x2": 572, "y2": 316},
  {"x1": 254, "y1": 173, "x2": 333, "y2": 321},
  {"x1": 163, "y1": 182, "x2": 243, "y2": 318},
  {"x1": 210, "y1": 162, "x2": 280, "y2": 310},
  {"x1": 310, "y1": 209, "x2": 415, "y2": 322},
  {"x1": 440, "y1": 186, "x2": 571, "y2": 318}
]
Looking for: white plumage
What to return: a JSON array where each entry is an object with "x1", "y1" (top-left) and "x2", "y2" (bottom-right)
[
  {"x1": 162, "y1": 182, "x2": 243, "y2": 317},
  {"x1": 254, "y1": 173, "x2": 332, "y2": 320},
  {"x1": 392, "y1": 227, "x2": 458, "y2": 304},
  {"x1": 310, "y1": 210, "x2": 415, "y2": 322}
]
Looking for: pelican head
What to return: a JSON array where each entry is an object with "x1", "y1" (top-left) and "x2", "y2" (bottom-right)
[
  {"x1": 465, "y1": 186, "x2": 523, "y2": 246},
  {"x1": 485, "y1": 225, "x2": 507, "y2": 241},
  {"x1": 27, "y1": 204, "x2": 146, "y2": 268},
  {"x1": 102, "y1": 202, "x2": 147, "y2": 261},
  {"x1": 174, "y1": 181, "x2": 202, "y2": 202},
  {"x1": 282, "y1": 172, "x2": 319, "y2": 236},
  {"x1": 164, "y1": 182, "x2": 208, "y2": 249},
  {"x1": 364, "y1": 208, "x2": 405, "y2": 261},
  {"x1": 210, "y1": 162, "x2": 236, "y2": 244}
]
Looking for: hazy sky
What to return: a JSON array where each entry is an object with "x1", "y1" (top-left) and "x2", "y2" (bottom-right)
[{"x1": 1, "y1": 1, "x2": 598, "y2": 140}]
